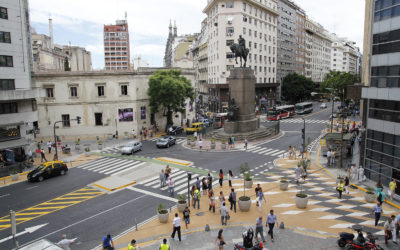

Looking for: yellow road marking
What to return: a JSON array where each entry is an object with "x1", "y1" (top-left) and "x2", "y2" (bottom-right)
[
  {"x1": 42, "y1": 201, "x2": 80, "y2": 205},
  {"x1": 54, "y1": 196, "x2": 97, "y2": 200},
  {"x1": 0, "y1": 217, "x2": 33, "y2": 222},
  {"x1": 64, "y1": 192, "x2": 103, "y2": 195},
  {"x1": 25, "y1": 206, "x2": 68, "y2": 210},
  {"x1": 16, "y1": 212, "x2": 49, "y2": 215}
]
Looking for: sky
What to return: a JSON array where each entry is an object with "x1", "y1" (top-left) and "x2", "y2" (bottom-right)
[{"x1": 29, "y1": 0, "x2": 365, "y2": 70}]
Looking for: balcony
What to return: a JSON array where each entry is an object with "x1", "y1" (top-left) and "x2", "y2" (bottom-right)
[
  {"x1": 0, "y1": 110, "x2": 38, "y2": 126},
  {"x1": 0, "y1": 88, "x2": 45, "y2": 101}
]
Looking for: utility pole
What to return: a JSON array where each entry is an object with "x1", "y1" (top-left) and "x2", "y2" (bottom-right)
[
  {"x1": 301, "y1": 117, "x2": 305, "y2": 159},
  {"x1": 53, "y1": 116, "x2": 81, "y2": 160},
  {"x1": 338, "y1": 112, "x2": 345, "y2": 169},
  {"x1": 187, "y1": 173, "x2": 191, "y2": 206},
  {"x1": 10, "y1": 210, "x2": 18, "y2": 248},
  {"x1": 330, "y1": 94, "x2": 334, "y2": 133}
]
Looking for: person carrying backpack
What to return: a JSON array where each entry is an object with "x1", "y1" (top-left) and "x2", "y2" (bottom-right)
[
  {"x1": 193, "y1": 186, "x2": 200, "y2": 209},
  {"x1": 183, "y1": 206, "x2": 191, "y2": 229}
]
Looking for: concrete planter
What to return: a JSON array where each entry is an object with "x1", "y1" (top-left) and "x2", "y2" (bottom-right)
[
  {"x1": 238, "y1": 196, "x2": 251, "y2": 212},
  {"x1": 177, "y1": 201, "x2": 187, "y2": 212},
  {"x1": 364, "y1": 192, "x2": 376, "y2": 203},
  {"x1": 221, "y1": 143, "x2": 226, "y2": 150},
  {"x1": 210, "y1": 143, "x2": 216, "y2": 149},
  {"x1": 107, "y1": 134, "x2": 113, "y2": 140},
  {"x1": 244, "y1": 180, "x2": 253, "y2": 188},
  {"x1": 10, "y1": 174, "x2": 19, "y2": 181},
  {"x1": 295, "y1": 194, "x2": 309, "y2": 209},
  {"x1": 97, "y1": 144, "x2": 103, "y2": 150},
  {"x1": 75, "y1": 144, "x2": 80, "y2": 150},
  {"x1": 280, "y1": 181, "x2": 289, "y2": 191},
  {"x1": 157, "y1": 210, "x2": 170, "y2": 223}
]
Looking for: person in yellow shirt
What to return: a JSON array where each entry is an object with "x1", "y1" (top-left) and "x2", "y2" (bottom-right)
[
  {"x1": 389, "y1": 179, "x2": 397, "y2": 201},
  {"x1": 337, "y1": 180, "x2": 345, "y2": 199},
  {"x1": 128, "y1": 239, "x2": 136, "y2": 250},
  {"x1": 160, "y1": 238, "x2": 169, "y2": 250}
]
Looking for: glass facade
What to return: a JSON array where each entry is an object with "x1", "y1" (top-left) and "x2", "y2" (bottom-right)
[{"x1": 368, "y1": 99, "x2": 400, "y2": 122}]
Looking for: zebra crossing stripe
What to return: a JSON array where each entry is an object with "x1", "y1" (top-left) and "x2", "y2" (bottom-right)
[
  {"x1": 92, "y1": 159, "x2": 133, "y2": 173},
  {"x1": 265, "y1": 149, "x2": 280, "y2": 155},
  {"x1": 143, "y1": 170, "x2": 185, "y2": 186},
  {"x1": 84, "y1": 158, "x2": 129, "y2": 171},
  {"x1": 159, "y1": 173, "x2": 200, "y2": 190},
  {"x1": 79, "y1": 158, "x2": 123, "y2": 170},
  {"x1": 111, "y1": 162, "x2": 147, "y2": 176},
  {"x1": 251, "y1": 148, "x2": 266, "y2": 153},
  {"x1": 271, "y1": 150, "x2": 285, "y2": 156},
  {"x1": 177, "y1": 180, "x2": 219, "y2": 194},
  {"x1": 75, "y1": 158, "x2": 106, "y2": 169},
  {"x1": 101, "y1": 161, "x2": 142, "y2": 175},
  {"x1": 258, "y1": 148, "x2": 273, "y2": 154}
]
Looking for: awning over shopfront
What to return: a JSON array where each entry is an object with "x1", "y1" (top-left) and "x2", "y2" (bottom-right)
[{"x1": 0, "y1": 138, "x2": 30, "y2": 150}]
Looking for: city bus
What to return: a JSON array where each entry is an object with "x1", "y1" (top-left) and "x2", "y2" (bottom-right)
[
  {"x1": 267, "y1": 105, "x2": 295, "y2": 120},
  {"x1": 213, "y1": 112, "x2": 228, "y2": 128},
  {"x1": 295, "y1": 102, "x2": 313, "y2": 115}
]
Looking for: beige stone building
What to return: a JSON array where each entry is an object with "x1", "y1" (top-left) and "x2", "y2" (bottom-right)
[
  {"x1": 32, "y1": 68, "x2": 195, "y2": 140},
  {"x1": 295, "y1": 7, "x2": 306, "y2": 76}
]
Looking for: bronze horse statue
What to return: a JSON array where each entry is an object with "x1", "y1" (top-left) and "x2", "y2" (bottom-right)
[{"x1": 230, "y1": 43, "x2": 249, "y2": 67}]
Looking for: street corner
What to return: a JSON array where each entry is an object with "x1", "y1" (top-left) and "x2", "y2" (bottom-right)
[
  {"x1": 91, "y1": 176, "x2": 136, "y2": 192},
  {"x1": 155, "y1": 157, "x2": 193, "y2": 167}
]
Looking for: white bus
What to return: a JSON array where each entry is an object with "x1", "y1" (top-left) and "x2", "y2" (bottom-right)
[{"x1": 295, "y1": 102, "x2": 313, "y2": 115}]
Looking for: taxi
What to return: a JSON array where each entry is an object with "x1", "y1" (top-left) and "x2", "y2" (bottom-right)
[
  {"x1": 185, "y1": 122, "x2": 204, "y2": 134},
  {"x1": 27, "y1": 160, "x2": 68, "y2": 182}
]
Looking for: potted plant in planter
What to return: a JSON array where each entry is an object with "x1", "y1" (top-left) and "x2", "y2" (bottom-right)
[
  {"x1": 97, "y1": 140, "x2": 103, "y2": 150},
  {"x1": 295, "y1": 185, "x2": 308, "y2": 209},
  {"x1": 238, "y1": 163, "x2": 252, "y2": 212},
  {"x1": 187, "y1": 135, "x2": 195, "y2": 146},
  {"x1": 75, "y1": 139, "x2": 81, "y2": 150},
  {"x1": 157, "y1": 203, "x2": 170, "y2": 223},
  {"x1": 364, "y1": 187, "x2": 376, "y2": 203},
  {"x1": 176, "y1": 194, "x2": 187, "y2": 212},
  {"x1": 84, "y1": 147, "x2": 90, "y2": 156},
  {"x1": 243, "y1": 163, "x2": 253, "y2": 188},
  {"x1": 210, "y1": 137, "x2": 216, "y2": 149},
  {"x1": 221, "y1": 139, "x2": 227, "y2": 150},
  {"x1": 124, "y1": 131, "x2": 129, "y2": 139},
  {"x1": 10, "y1": 168, "x2": 19, "y2": 181},
  {"x1": 280, "y1": 177, "x2": 289, "y2": 191}
]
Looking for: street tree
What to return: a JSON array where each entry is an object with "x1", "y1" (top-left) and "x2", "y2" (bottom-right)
[
  {"x1": 147, "y1": 69, "x2": 195, "y2": 128},
  {"x1": 281, "y1": 73, "x2": 315, "y2": 104},
  {"x1": 319, "y1": 71, "x2": 359, "y2": 101}
]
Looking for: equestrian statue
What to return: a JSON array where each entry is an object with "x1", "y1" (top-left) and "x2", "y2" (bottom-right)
[{"x1": 230, "y1": 35, "x2": 249, "y2": 67}]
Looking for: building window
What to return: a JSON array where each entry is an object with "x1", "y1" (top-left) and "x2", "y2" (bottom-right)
[
  {"x1": 46, "y1": 88, "x2": 54, "y2": 98},
  {"x1": 0, "y1": 55, "x2": 13, "y2": 67},
  {"x1": 0, "y1": 102, "x2": 17, "y2": 114},
  {"x1": 243, "y1": 3, "x2": 246, "y2": 11},
  {"x1": 121, "y1": 85, "x2": 128, "y2": 95},
  {"x1": 70, "y1": 86, "x2": 77, "y2": 97},
  {"x1": 97, "y1": 86, "x2": 105, "y2": 96},
  {"x1": 95, "y1": 113, "x2": 103, "y2": 126},
  {"x1": 0, "y1": 79, "x2": 14, "y2": 90},
  {"x1": 226, "y1": 40, "x2": 234, "y2": 46},
  {"x1": 226, "y1": 27, "x2": 234, "y2": 36},
  {"x1": 62, "y1": 114, "x2": 70, "y2": 127},
  {"x1": 0, "y1": 7, "x2": 7, "y2": 19},
  {"x1": 226, "y1": 1, "x2": 234, "y2": 8},
  {"x1": 243, "y1": 27, "x2": 246, "y2": 34},
  {"x1": 0, "y1": 31, "x2": 11, "y2": 43},
  {"x1": 140, "y1": 106, "x2": 146, "y2": 120}
]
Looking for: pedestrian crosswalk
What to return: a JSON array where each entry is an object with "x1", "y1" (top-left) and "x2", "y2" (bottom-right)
[
  {"x1": 260, "y1": 116, "x2": 329, "y2": 124},
  {"x1": 76, "y1": 157, "x2": 146, "y2": 176},
  {"x1": 239, "y1": 145, "x2": 286, "y2": 157},
  {"x1": 148, "y1": 137, "x2": 186, "y2": 144}
]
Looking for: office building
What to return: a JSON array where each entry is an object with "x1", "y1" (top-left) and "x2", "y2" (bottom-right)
[{"x1": 104, "y1": 18, "x2": 130, "y2": 70}]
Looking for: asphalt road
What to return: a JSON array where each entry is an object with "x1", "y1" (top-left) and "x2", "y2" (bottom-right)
[{"x1": 0, "y1": 101, "x2": 336, "y2": 249}]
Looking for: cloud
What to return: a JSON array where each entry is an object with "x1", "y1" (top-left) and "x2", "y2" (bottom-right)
[{"x1": 133, "y1": 44, "x2": 165, "y2": 57}]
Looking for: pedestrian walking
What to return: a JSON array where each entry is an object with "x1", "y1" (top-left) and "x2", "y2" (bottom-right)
[
  {"x1": 292, "y1": 146, "x2": 297, "y2": 159},
  {"x1": 196, "y1": 177, "x2": 201, "y2": 191},
  {"x1": 168, "y1": 177, "x2": 175, "y2": 197},
  {"x1": 40, "y1": 149, "x2": 47, "y2": 163},
  {"x1": 295, "y1": 165, "x2": 301, "y2": 183},
  {"x1": 165, "y1": 165, "x2": 171, "y2": 180},
  {"x1": 384, "y1": 215, "x2": 396, "y2": 245},
  {"x1": 373, "y1": 202, "x2": 384, "y2": 226},
  {"x1": 331, "y1": 149, "x2": 336, "y2": 164},
  {"x1": 209, "y1": 189, "x2": 216, "y2": 213},
  {"x1": 228, "y1": 170, "x2": 233, "y2": 187},
  {"x1": 267, "y1": 209, "x2": 278, "y2": 242},
  {"x1": 229, "y1": 188, "x2": 237, "y2": 213},
  {"x1": 183, "y1": 206, "x2": 190, "y2": 229},
  {"x1": 160, "y1": 169, "x2": 166, "y2": 188},
  {"x1": 160, "y1": 238, "x2": 170, "y2": 250},
  {"x1": 257, "y1": 188, "x2": 266, "y2": 213},
  {"x1": 47, "y1": 141, "x2": 52, "y2": 154},
  {"x1": 351, "y1": 164, "x2": 357, "y2": 181},
  {"x1": 337, "y1": 180, "x2": 345, "y2": 199},
  {"x1": 327, "y1": 149, "x2": 332, "y2": 166},
  {"x1": 193, "y1": 186, "x2": 200, "y2": 209},
  {"x1": 202, "y1": 177, "x2": 208, "y2": 195},
  {"x1": 198, "y1": 139, "x2": 203, "y2": 150},
  {"x1": 288, "y1": 146, "x2": 292, "y2": 159},
  {"x1": 344, "y1": 176, "x2": 350, "y2": 194},
  {"x1": 219, "y1": 191, "x2": 225, "y2": 210},
  {"x1": 215, "y1": 229, "x2": 226, "y2": 250},
  {"x1": 220, "y1": 202, "x2": 229, "y2": 225},
  {"x1": 57, "y1": 234, "x2": 75, "y2": 250},
  {"x1": 231, "y1": 136, "x2": 235, "y2": 148},
  {"x1": 207, "y1": 171, "x2": 213, "y2": 190},
  {"x1": 255, "y1": 184, "x2": 261, "y2": 206},
  {"x1": 255, "y1": 216, "x2": 266, "y2": 243},
  {"x1": 102, "y1": 234, "x2": 114, "y2": 250},
  {"x1": 219, "y1": 169, "x2": 224, "y2": 187},
  {"x1": 389, "y1": 179, "x2": 397, "y2": 201},
  {"x1": 244, "y1": 138, "x2": 248, "y2": 150},
  {"x1": 131, "y1": 129, "x2": 136, "y2": 139},
  {"x1": 27, "y1": 150, "x2": 33, "y2": 162},
  {"x1": 128, "y1": 239, "x2": 137, "y2": 250},
  {"x1": 228, "y1": 137, "x2": 232, "y2": 149},
  {"x1": 377, "y1": 187, "x2": 386, "y2": 205},
  {"x1": 171, "y1": 213, "x2": 181, "y2": 241},
  {"x1": 358, "y1": 165, "x2": 364, "y2": 183},
  {"x1": 395, "y1": 214, "x2": 400, "y2": 240}
]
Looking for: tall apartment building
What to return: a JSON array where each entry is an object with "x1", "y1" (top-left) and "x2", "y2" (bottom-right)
[
  {"x1": 295, "y1": 7, "x2": 306, "y2": 75},
  {"x1": 104, "y1": 19, "x2": 130, "y2": 70},
  {"x1": 203, "y1": 0, "x2": 279, "y2": 109},
  {"x1": 0, "y1": 0, "x2": 45, "y2": 159},
  {"x1": 276, "y1": 0, "x2": 297, "y2": 83},
  {"x1": 304, "y1": 18, "x2": 332, "y2": 83},
  {"x1": 361, "y1": 0, "x2": 400, "y2": 195}
]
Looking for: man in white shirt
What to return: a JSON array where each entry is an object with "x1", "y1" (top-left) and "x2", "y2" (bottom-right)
[
  {"x1": 47, "y1": 141, "x2": 52, "y2": 154},
  {"x1": 168, "y1": 177, "x2": 175, "y2": 197},
  {"x1": 326, "y1": 149, "x2": 331, "y2": 166},
  {"x1": 220, "y1": 202, "x2": 229, "y2": 225},
  {"x1": 171, "y1": 213, "x2": 181, "y2": 241},
  {"x1": 198, "y1": 139, "x2": 203, "y2": 150},
  {"x1": 57, "y1": 234, "x2": 75, "y2": 250}
]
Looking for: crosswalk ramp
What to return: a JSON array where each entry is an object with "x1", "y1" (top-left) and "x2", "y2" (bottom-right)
[
  {"x1": 240, "y1": 146, "x2": 286, "y2": 157},
  {"x1": 138, "y1": 169, "x2": 219, "y2": 195},
  {"x1": 76, "y1": 157, "x2": 146, "y2": 176}
]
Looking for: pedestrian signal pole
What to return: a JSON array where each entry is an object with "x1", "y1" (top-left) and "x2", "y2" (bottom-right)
[{"x1": 187, "y1": 173, "x2": 191, "y2": 205}]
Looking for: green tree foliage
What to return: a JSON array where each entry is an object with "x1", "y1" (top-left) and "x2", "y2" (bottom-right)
[
  {"x1": 147, "y1": 69, "x2": 195, "y2": 127},
  {"x1": 281, "y1": 73, "x2": 315, "y2": 104},
  {"x1": 319, "y1": 71, "x2": 359, "y2": 101}
]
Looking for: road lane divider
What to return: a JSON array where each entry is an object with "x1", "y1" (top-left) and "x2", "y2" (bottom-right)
[{"x1": 0, "y1": 187, "x2": 104, "y2": 231}]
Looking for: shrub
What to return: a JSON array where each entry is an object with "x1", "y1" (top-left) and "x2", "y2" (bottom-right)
[
  {"x1": 124, "y1": 131, "x2": 129, "y2": 135},
  {"x1": 210, "y1": 137, "x2": 216, "y2": 144},
  {"x1": 280, "y1": 177, "x2": 288, "y2": 182},
  {"x1": 97, "y1": 140, "x2": 103, "y2": 145},
  {"x1": 74, "y1": 140, "x2": 80, "y2": 145},
  {"x1": 157, "y1": 203, "x2": 168, "y2": 214},
  {"x1": 177, "y1": 194, "x2": 186, "y2": 203},
  {"x1": 221, "y1": 139, "x2": 226, "y2": 144},
  {"x1": 296, "y1": 193, "x2": 308, "y2": 198},
  {"x1": 366, "y1": 187, "x2": 375, "y2": 194},
  {"x1": 239, "y1": 196, "x2": 250, "y2": 201},
  {"x1": 84, "y1": 147, "x2": 90, "y2": 152},
  {"x1": 10, "y1": 168, "x2": 18, "y2": 175}
]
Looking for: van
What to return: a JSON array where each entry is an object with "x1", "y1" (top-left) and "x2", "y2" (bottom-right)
[{"x1": 185, "y1": 122, "x2": 204, "y2": 134}]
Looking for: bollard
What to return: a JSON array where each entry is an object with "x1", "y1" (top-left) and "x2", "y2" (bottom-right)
[
  {"x1": 279, "y1": 222, "x2": 284, "y2": 229},
  {"x1": 205, "y1": 224, "x2": 210, "y2": 231},
  {"x1": 135, "y1": 218, "x2": 138, "y2": 231}
]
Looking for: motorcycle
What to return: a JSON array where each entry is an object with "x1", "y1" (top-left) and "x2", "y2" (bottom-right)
[
  {"x1": 233, "y1": 228, "x2": 263, "y2": 250},
  {"x1": 344, "y1": 226, "x2": 384, "y2": 250},
  {"x1": 338, "y1": 232, "x2": 355, "y2": 247},
  {"x1": 233, "y1": 241, "x2": 262, "y2": 250}
]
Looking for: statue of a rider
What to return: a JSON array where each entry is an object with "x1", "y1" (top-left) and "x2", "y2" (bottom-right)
[{"x1": 238, "y1": 35, "x2": 246, "y2": 56}]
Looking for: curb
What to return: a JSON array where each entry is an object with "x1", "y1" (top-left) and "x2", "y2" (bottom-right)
[
  {"x1": 155, "y1": 157, "x2": 192, "y2": 167},
  {"x1": 0, "y1": 171, "x2": 29, "y2": 181},
  {"x1": 92, "y1": 181, "x2": 136, "y2": 192}
]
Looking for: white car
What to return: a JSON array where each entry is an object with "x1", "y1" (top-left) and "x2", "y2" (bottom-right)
[
  {"x1": 320, "y1": 103, "x2": 327, "y2": 109},
  {"x1": 120, "y1": 140, "x2": 142, "y2": 155}
]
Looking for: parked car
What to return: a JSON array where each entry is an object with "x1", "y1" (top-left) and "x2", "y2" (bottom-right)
[
  {"x1": 27, "y1": 161, "x2": 68, "y2": 182},
  {"x1": 168, "y1": 126, "x2": 184, "y2": 135},
  {"x1": 320, "y1": 103, "x2": 327, "y2": 109},
  {"x1": 156, "y1": 136, "x2": 176, "y2": 148},
  {"x1": 120, "y1": 140, "x2": 142, "y2": 155}
]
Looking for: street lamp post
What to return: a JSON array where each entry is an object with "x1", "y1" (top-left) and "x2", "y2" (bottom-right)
[
  {"x1": 301, "y1": 117, "x2": 305, "y2": 159},
  {"x1": 53, "y1": 116, "x2": 81, "y2": 160}
]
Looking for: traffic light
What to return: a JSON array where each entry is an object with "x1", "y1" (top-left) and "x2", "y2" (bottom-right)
[
  {"x1": 301, "y1": 128, "x2": 305, "y2": 140},
  {"x1": 188, "y1": 173, "x2": 192, "y2": 181},
  {"x1": 76, "y1": 116, "x2": 81, "y2": 124}
]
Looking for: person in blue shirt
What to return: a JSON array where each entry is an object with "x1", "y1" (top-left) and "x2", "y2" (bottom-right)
[{"x1": 102, "y1": 234, "x2": 114, "y2": 250}]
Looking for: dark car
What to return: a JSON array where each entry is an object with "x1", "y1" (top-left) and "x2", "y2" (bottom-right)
[
  {"x1": 168, "y1": 126, "x2": 184, "y2": 135},
  {"x1": 156, "y1": 136, "x2": 176, "y2": 148},
  {"x1": 27, "y1": 161, "x2": 68, "y2": 182}
]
